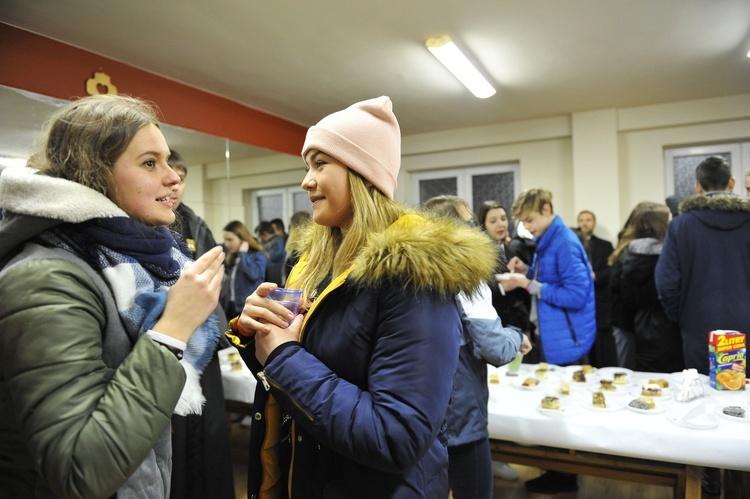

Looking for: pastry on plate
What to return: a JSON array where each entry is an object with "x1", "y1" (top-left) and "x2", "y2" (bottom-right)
[
  {"x1": 522, "y1": 377, "x2": 539, "y2": 387},
  {"x1": 592, "y1": 391, "x2": 606, "y2": 408},
  {"x1": 628, "y1": 397, "x2": 655, "y2": 410},
  {"x1": 599, "y1": 379, "x2": 616, "y2": 391},
  {"x1": 613, "y1": 372, "x2": 627, "y2": 385},
  {"x1": 489, "y1": 372, "x2": 500, "y2": 384},
  {"x1": 541, "y1": 396, "x2": 560, "y2": 410},
  {"x1": 641, "y1": 383, "x2": 662, "y2": 397},
  {"x1": 534, "y1": 369, "x2": 548, "y2": 379},
  {"x1": 649, "y1": 378, "x2": 669, "y2": 388},
  {"x1": 559, "y1": 382, "x2": 571, "y2": 396},
  {"x1": 572, "y1": 370, "x2": 586, "y2": 383}
]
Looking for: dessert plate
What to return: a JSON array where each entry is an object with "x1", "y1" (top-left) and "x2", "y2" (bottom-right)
[
  {"x1": 632, "y1": 386, "x2": 673, "y2": 401},
  {"x1": 512, "y1": 377, "x2": 545, "y2": 391},
  {"x1": 717, "y1": 406, "x2": 750, "y2": 424},
  {"x1": 582, "y1": 398, "x2": 625, "y2": 412},
  {"x1": 597, "y1": 367, "x2": 636, "y2": 386},
  {"x1": 537, "y1": 405, "x2": 580, "y2": 418},
  {"x1": 626, "y1": 398, "x2": 667, "y2": 414},
  {"x1": 667, "y1": 412, "x2": 719, "y2": 430}
]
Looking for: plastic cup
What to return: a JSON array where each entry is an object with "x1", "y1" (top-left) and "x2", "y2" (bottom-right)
[
  {"x1": 267, "y1": 288, "x2": 302, "y2": 320},
  {"x1": 506, "y1": 352, "x2": 524, "y2": 376}
]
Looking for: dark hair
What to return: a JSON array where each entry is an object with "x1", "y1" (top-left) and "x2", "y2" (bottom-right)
[
  {"x1": 634, "y1": 204, "x2": 671, "y2": 241},
  {"x1": 270, "y1": 218, "x2": 285, "y2": 232},
  {"x1": 255, "y1": 220, "x2": 275, "y2": 236},
  {"x1": 168, "y1": 148, "x2": 187, "y2": 174},
  {"x1": 477, "y1": 200, "x2": 508, "y2": 232},
  {"x1": 696, "y1": 156, "x2": 731, "y2": 192}
]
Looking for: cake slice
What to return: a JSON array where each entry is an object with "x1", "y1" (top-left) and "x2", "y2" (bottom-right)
[
  {"x1": 628, "y1": 397, "x2": 655, "y2": 410},
  {"x1": 541, "y1": 396, "x2": 560, "y2": 410},
  {"x1": 559, "y1": 382, "x2": 571, "y2": 396},
  {"x1": 613, "y1": 372, "x2": 627, "y2": 385},
  {"x1": 641, "y1": 383, "x2": 662, "y2": 397},
  {"x1": 522, "y1": 377, "x2": 539, "y2": 387},
  {"x1": 592, "y1": 391, "x2": 606, "y2": 408},
  {"x1": 572, "y1": 370, "x2": 586, "y2": 383},
  {"x1": 600, "y1": 379, "x2": 616, "y2": 391}
]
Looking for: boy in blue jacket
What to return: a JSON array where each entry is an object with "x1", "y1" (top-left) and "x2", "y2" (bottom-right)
[{"x1": 500, "y1": 188, "x2": 596, "y2": 494}]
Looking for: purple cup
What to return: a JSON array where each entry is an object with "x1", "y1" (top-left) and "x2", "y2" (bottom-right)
[{"x1": 267, "y1": 288, "x2": 302, "y2": 318}]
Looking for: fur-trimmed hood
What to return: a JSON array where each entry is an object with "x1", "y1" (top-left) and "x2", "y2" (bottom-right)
[
  {"x1": 0, "y1": 166, "x2": 126, "y2": 261},
  {"x1": 628, "y1": 237, "x2": 662, "y2": 256},
  {"x1": 297, "y1": 212, "x2": 497, "y2": 298},
  {"x1": 678, "y1": 192, "x2": 750, "y2": 232}
]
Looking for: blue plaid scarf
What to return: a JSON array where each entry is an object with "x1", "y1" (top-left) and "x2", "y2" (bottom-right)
[{"x1": 39, "y1": 217, "x2": 220, "y2": 415}]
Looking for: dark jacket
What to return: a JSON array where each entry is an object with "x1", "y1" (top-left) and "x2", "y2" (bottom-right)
[
  {"x1": 220, "y1": 250, "x2": 267, "y2": 318},
  {"x1": 620, "y1": 238, "x2": 684, "y2": 373},
  {"x1": 655, "y1": 192, "x2": 750, "y2": 375},
  {"x1": 228, "y1": 213, "x2": 496, "y2": 499},
  {"x1": 174, "y1": 203, "x2": 217, "y2": 259},
  {"x1": 529, "y1": 215, "x2": 596, "y2": 365},
  {"x1": 171, "y1": 203, "x2": 234, "y2": 499},
  {"x1": 488, "y1": 243, "x2": 531, "y2": 333},
  {"x1": 587, "y1": 234, "x2": 614, "y2": 328}
]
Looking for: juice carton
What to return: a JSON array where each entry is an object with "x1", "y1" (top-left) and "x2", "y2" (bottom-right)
[{"x1": 709, "y1": 330, "x2": 746, "y2": 391}]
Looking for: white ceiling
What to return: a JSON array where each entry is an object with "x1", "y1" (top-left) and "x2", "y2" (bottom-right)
[{"x1": 1, "y1": 0, "x2": 749, "y2": 163}]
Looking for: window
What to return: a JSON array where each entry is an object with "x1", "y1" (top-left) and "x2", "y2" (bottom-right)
[
  {"x1": 411, "y1": 163, "x2": 520, "y2": 215},
  {"x1": 664, "y1": 142, "x2": 750, "y2": 199},
  {"x1": 250, "y1": 186, "x2": 311, "y2": 231}
]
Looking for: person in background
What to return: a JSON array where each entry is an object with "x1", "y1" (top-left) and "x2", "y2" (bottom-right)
[
  {"x1": 228, "y1": 96, "x2": 490, "y2": 498},
  {"x1": 424, "y1": 195, "x2": 532, "y2": 498},
  {"x1": 655, "y1": 155, "x2": 750, "y2": 498},
  {"x1": 255, "y1": 220, "x2": 285, "y2": 285},
  {"x1": 501, "y1": 188, "x2": 595, "y2": 495},
  {"x1": 745, "y1": 169, "x2": 750, "y2": 197},
  {"x1": 617, "y1": 203, "x2": 683, "y2": 373},
  {"x1": 270, "y1": 217, "x2": 288, "y2": 246},
  {"x1": 608, "y1": 202, "x2": 650, "y2": 370},
  {"x1": 0, "y1": 94, "x2": 225, "y2": 498},
  {"x1": 475, "y1": 200, "x2": 531, "y2": 482},
  {"x1": 167, "y1": 149, "x2": 218, "y2": 258},
  {"x1": 283, "y1": 210, "x2": 311, "y2": 282},
  {"x1": 576, "y1": 210, "x2": 616, "y2": 368},
  {"x1": 166, "y1": 149, "x2": 235, "y2": 499},
  {"x1": 220, "y1": 220, "x2": 267, "y2": 319}
]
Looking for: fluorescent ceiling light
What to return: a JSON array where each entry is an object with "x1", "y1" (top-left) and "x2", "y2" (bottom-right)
[{"x1": 426, "y1": 35, "x2": 496, "y2": 99}]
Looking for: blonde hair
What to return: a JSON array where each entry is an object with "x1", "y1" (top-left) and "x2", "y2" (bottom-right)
[
  {"x1": 511, "y1": 188, "x2": 554, "y2": 219},
  {"x1": 29, "y1": 94, "x2": 160, "y2": 198},
  {"x1": 422, "y1": 195, "x2": 473, "y2": 220},
  {"x1": 284, "y1": 210, "x2": 312, "y2": 256},
  {"x1": 293, "y1": 170, "x2": 402, "y2": 298}
]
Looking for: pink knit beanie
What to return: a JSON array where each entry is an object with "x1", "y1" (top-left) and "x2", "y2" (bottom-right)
[{"x1": 302, "y1": 96, "x2": 401, "y2": 199}]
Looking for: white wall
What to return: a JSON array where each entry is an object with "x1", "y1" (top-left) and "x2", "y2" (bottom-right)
[{"x1": 189, "y1": 93, "x2": 750, "y2": 243}]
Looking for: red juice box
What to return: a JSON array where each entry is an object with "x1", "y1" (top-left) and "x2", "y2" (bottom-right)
[{"x1": 709, "y1": 330, "x2": 746, "y2": 391}]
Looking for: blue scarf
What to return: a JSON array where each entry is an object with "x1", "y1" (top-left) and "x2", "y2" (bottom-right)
[{"x1": 40, "y1": 217, "x2": 220, "y2": 415}]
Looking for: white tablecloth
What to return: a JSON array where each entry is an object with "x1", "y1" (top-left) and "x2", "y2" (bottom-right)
[
  {"x1": 487, "y1": 364, "x2": 750, "y2": 471},
  {"x1": 218, "y1": 346, "x2": 257, "y2": 405}
]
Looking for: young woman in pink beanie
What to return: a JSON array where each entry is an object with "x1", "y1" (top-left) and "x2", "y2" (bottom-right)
[{"x1": 227, "y1": 96, "x2": 497, "y2": 498}]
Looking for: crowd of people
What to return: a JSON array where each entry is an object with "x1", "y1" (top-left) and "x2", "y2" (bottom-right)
[{"x1": 1, "y1": 92, "x2": 748, "y2": 498}]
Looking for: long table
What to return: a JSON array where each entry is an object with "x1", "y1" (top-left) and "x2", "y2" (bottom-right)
[
  {"x1": 218, "y1": 348, "x2": 750, "y2": 497},
  {"x1": 487, "y1": 363, "x2": 750, "y2": 498}
]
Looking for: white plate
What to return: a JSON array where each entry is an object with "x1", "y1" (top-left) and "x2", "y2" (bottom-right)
[
  {"x1": 667, "y1": 412, "x2": 719, "y2": 430},
  {"x1": 537, "y1": 405, "x2": 580, "y2": 418},
  {"x1": 598, "y1": 367, "x2": 636, "y2": 386},
  {"x1": 717, "y1": 406, "x2": 750, "y2": 424},
  {"x1": 564, "y1": 365, "x2": 598, "y2": 375},
  {"x1": 512, "y1": 377, "x2": 545, "y2": 391},
  {"x1": 626, "y1": 398, "x2": 668, "y2": 414},
  {"x1": 590, "y1": 385, "x2": 629, "y2": 397},
  {"x1": 633, "y1": 386, "x2": 673, "y2": 400},
  {"x1": 582, "y1": 398, "x2": 626, "y2": 412}
]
